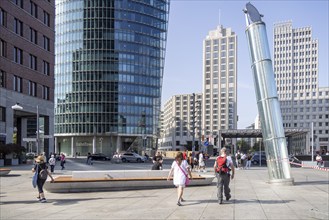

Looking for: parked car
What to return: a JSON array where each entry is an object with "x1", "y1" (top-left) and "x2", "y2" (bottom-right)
[
  {"x1": 26, "y1": 152, "x2": 36, "y2": 157},
  {"x1": 120, "y1": 152, "x2": 146, "y2": 163},
  {"x1": 91, "y1": 153, "x2": 110, "y2": 161},
  {"x1": 251, "y1": 154, "x2": 267, "y2": 165}
]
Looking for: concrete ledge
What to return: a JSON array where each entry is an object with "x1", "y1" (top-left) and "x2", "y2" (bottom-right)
[
  {"x1": 0, "y1": 168, "x2": 11, "y2": 176},
  {"x1": 72, "y1": 170, "x2": 170, "y2": 179},
  {"x1": 267, "y1": 178, "x2": 294, "y2": 186},
  {"x1": 44, "y1": 170, "x2": 215, "y2": 193},
  {"x1": 302, "y1": 161, "x2": 317, "y2": 166}
]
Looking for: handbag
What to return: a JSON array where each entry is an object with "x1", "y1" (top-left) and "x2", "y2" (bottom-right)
[
  {"x1": 176, "y1": 161, "x2": 190, "y2": 186},
  {"x1": 32, "y1": 165, "x2": 38, "y2": 188}
]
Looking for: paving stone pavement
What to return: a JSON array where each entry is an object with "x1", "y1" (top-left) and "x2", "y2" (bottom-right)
[{"x1": 0, "y1": 164, "x2": 328, "y2": 220}]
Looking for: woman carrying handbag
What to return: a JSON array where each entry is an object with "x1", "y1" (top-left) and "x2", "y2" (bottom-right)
[
  {"x1": 32, "y1": 155, "x2": 54, "y2": 203},
  {"x1": 167, "y1": 152, "x2": 192, "y2": 206}
]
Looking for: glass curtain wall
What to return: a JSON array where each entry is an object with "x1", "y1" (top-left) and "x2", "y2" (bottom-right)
[{"x1": 55, "y1": 0, "x2": 170, "y2": 154}]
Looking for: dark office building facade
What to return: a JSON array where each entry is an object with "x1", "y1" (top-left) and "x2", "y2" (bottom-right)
[
  {"x1": 54, "y1": 0, "x2": 170, "y2": 156},
  {"x1": 0, "y1": 0, "x2": 55, "y2": 156}
]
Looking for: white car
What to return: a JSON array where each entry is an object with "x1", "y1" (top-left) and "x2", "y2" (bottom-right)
[{"x1": 120, "y1": 152, "x2": 146, "y2": 163}]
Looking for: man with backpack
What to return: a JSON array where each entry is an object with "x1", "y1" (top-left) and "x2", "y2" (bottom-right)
[{"x1": 214, "y1": 147, "x2": 235, "y2": 204}]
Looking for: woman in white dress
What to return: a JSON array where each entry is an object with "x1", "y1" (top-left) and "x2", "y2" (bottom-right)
[
  {"x1": 167, "y1": 152, "x2": 192, "y2": 206},
  {"x1": 198, "y1": 151, "x2": 205, "y2": 172}
]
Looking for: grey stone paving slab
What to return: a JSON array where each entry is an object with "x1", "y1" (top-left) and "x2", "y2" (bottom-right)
[{"x1": 1, "y1": 164, "x2": 328, "y2": 220}]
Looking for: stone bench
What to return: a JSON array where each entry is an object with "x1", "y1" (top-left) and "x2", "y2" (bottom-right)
[
  {"x1": 44, "y1": 170, "x2": 215, "y2": 193},
  {"x1": 72, "y1": 170, "x2": 170, "y2": 179},
  {"x1": 0, "y1": 168, "x2": 11, "y2": 176}
]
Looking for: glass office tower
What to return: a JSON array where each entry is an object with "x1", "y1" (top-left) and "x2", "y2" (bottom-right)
[{"x1": 54, "y1": 0, "x2": 169, "y2": 156}]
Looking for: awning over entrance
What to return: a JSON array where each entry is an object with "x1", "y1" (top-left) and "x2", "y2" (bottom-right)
[{"x1": 219, "y1": 128, "x2": 309, "y2": 139}]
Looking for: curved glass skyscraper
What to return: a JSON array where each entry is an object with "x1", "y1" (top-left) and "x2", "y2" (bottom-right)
[{"x1": 54, "y1": 0, "x2": 169, "y2": 156}]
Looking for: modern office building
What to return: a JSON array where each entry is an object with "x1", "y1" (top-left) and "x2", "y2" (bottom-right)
[
  {"x1": 202, "y1": 25, "x2": 238, "y2": 145},
  {"x1": 54, "y1": 0, "x2": 170, "y2": 156},
  {"x1": 160, "y1": 93, "x2": 202, "y2": 151},
  {"x1": 274, "y1": 21, "x2": 329, "y2": 153},
  {"x1": 0, "y1": 0, "x2": 55, "y2": 155}
]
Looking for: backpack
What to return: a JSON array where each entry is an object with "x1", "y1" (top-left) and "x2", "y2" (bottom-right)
[
  {"x1": 216, "y1": 156, "x2": 229, "y2": 174},
  {"x1": 237, "y1": 154, "x2": 241, "y2": 160},
  {"x1": 39, "y1": 167, "x2": 48, "y2": 180}
]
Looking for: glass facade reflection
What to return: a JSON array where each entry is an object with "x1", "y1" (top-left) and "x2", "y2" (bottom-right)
[{"x1": 54, "y1": 0, "x2": 169, "y2": 155}]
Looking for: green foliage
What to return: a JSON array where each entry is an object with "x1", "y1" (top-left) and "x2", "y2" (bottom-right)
[
  {"x1": 237, "y1": 139, "x2": 251, "y2": 153},
  {"x1": 252, "y1": 141, "x2": 263, "y2": 152},
  {"x1": 0, "y1": 143, "x2": 26, "y2": 158}
]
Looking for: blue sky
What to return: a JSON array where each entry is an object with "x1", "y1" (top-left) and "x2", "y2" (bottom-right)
[{"x1": 161, "y1": 0, "x2": 329, "y2": 128}]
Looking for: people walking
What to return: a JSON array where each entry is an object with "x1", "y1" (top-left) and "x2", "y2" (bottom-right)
[
  {"x1": 87, "y1": 152, "x2": 93, "y2": 165},
  {"x1": 241, "y1": 152, "x2": 247, "y2": 169},
  {"x1": 151, "y1": 158, "x2": 162, "y2": 170},
  {"x1": 32, "y1": 156, "x2": 54, "y2": 203},
  {"x1": 48, "y1": 155, "x2": 56, "y2": 174},
  {"x1": 167, "y1": 152, "x2": 192, "y2": 206},
  {"x1": 245, "y1": 153, "x2": 252, "y2": 169},
  {"x1": 188, "y1": 153, "x2": 194, "y2": 171},
  {"x1": 60, "y1": 153, "x2": 66, "y2": 170},
  {"x1": 316, "y1": 153, "x2": 323, "y2": 167},
  {"x1": 153, "y1": 152, "x2": 163, "y2": 168},
  {"x1": 198, "y1": 151, "x2": 206, "y2": 172},
  {"x1": 235, "y1": 150, "x2": 241, "y2": 169},
  {"x1": 214, "y1": 147, "x2": 235, "y2": 204}
]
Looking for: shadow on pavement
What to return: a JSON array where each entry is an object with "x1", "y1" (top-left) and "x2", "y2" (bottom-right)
[
  {"x1": 294, "y1": 180, "x2": 329, "y2": 185},
  {"x1": 234, "y1": 199, "x2": 295, "y2": 204},
  {"x1": 1, "y1": 174, "x2": 21, "y2": 177},
  {"x1": 180, "y1": 198, "x2": 294, "y2": 206},
  {"x1": 1, "y1": 195, "x2": 156, "y2": 206}
]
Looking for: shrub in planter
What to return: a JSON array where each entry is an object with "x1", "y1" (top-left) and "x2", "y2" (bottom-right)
[{"x1": 0, "y1": 143, "x2": 26, "y2": 164}]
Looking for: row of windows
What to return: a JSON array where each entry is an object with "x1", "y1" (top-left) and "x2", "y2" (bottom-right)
[
  {"x1": 274, "y1": 30, "x2": 311, "y2": 39},
  {"x1": 281, "y1": 99, "x2": 329, "y2": 106},
  {"x1": 205, "y1": 58, "x2": 235, "y2": 66},
  {"x1": 279, "y1": 90, "x2": 321, "y2": 98},
  {"x1": 281, "y1": 105, "x2": 329, "y2": 113},
  {"x1": 205, "y1": 71, "x2": 235, "y2": 78},
  {"x1": 0, "y1": 40, "x2": 50, "y2": 75},
  {"x1": 288, "y1": 114, "x2": 329, "y2": 121},
  {"x1": 8, "y1": 14, "x2": 51, "y2": 50},
  {"x1": 275, "y1": 58, "x2": 317, "y2": 65},
  {"x1": 205, "y1": 43, "x2": 235, "y2": 52},
  {"x1": 274, "y1": 46, "x2": 317, "y2": 53},
  {"x1": 11, "y1": 0, "x2": 51, "y2": 26},
  {"x1": 274, "y1": 38, "x2": 313, "y2": 45},
  {"x1": 205, "y1": 37, "x2": 235, "y2": 46},
  {"x1": 274, "y1": 65, "x2": 317, "y2": 72},
  {"x1": 276, "y1": 72, "x2": 315, "y2": 78},
  {"x1": 5, "y1": 73, "x2": 49, "y2": 99},
  {"x1": 55, "y1": 124, "x2": 151, "y2": 135},
  {"x1": 275, "y1": 51, "x2": 315, "y2": 58}
]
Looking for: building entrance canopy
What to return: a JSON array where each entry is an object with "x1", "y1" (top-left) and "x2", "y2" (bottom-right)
[{"x1": 219, "y1": 128, "x2": 309, "y2": 139}]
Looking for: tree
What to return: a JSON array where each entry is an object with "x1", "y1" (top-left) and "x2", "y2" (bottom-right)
[
  {"x1": 252, "y1": 141, "x2": 263, "y2": 152},
  {"x1": 0, "y1": 143, "x2": 26, "y2": 159},
  {"x1": 237, "y1": 139, "x2": 251, "y2": 153}
]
